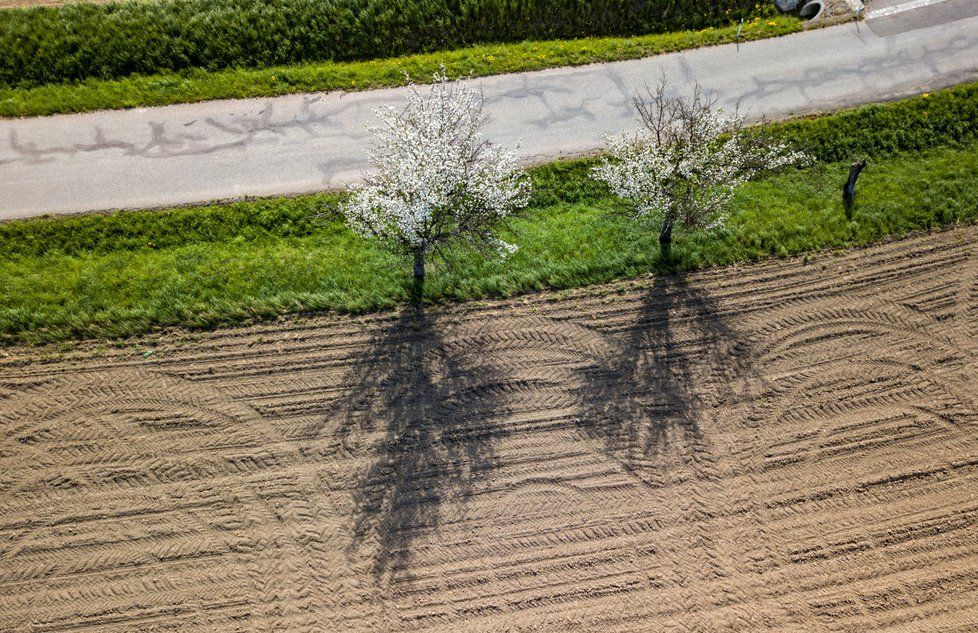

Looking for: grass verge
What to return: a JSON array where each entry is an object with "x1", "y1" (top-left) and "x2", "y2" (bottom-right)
[
  {"x1": 2, "y1": 85, "x2": 976, "y2": 344},
  {"x1": 2, "y1": 141, "x2": 975, "y2": 345},
  {"x1": 0, "y1": 16, "x2": 799, "y2": 118}
]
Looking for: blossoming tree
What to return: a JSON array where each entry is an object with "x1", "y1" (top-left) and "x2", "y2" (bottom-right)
[
  {"x1": 342, "y1": 74, "x2": 531, "y2": 299},
  {"x1": 593, "y1": 80, "x2": 809, "y2": 261}
]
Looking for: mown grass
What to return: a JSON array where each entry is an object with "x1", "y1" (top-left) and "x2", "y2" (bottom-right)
[
  {"x1": 0, "y1": 16, "x2": 799, "y2": 117},
  {"x1": 2, "y1": 141, "x2": 975, "y2": 345}
]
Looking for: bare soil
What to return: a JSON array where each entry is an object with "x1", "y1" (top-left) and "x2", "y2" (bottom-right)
[{"x1": 2, "y1": 226, "x2": 977, "y2": 631}]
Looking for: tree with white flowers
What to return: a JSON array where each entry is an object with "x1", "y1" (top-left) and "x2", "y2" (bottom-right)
[
  {"x1": 342, "y1": 73, "x2": 531, "y2": 300},
  {"x1": 593, "y1": 79, "x2": 809, "y2": 262}
]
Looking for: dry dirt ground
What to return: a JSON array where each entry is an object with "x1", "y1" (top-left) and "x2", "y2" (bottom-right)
[{"x1": 2, "y1": 226, "x2": 977, "y2": 631}]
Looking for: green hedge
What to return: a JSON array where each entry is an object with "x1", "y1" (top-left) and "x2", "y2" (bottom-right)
[{"x1": 0, "y1": 0, "x2": 761, "y2": 88}]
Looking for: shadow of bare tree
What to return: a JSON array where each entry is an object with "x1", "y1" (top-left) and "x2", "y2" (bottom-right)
[
  {"x1": 336, "y1": 307, "x2": 511, "y2": 586},
  {"x1": 578, "y1": 274, "x2": 753, "y2": 482}
]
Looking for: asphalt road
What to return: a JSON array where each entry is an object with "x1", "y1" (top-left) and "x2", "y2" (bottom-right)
[{"x1": 1, "y1": 4, "x2": 976, "y2": 220}]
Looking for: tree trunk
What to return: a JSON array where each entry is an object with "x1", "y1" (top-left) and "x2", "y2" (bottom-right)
[
  {"x1": 659, "y1": 215, "x2": 674, "y2": 263},
  {"x1": 413, "y1": 252, "x2": 425, "y2": 282},
  {"x1": 411, "y1": 251, "x2": 425, "y2": 304}
]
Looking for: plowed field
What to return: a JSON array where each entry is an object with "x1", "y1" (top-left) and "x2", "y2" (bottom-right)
[{"x1": 2, "y1": 226, "x2": 977, "y2": 631}]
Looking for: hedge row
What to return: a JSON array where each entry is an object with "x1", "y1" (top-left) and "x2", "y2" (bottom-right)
[{"x1": 0, "y1": 0, "x2": 761, "y2": 88}]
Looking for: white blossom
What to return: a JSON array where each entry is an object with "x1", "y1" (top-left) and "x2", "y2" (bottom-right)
[
  {"x1": 593, "y1": 81, "x2": 810, "y2": 247},
  {"x1": 495, "y1": 238, "x2": 519, "y2": 259},
  {"x1": 342, "y1": 72, "x2": 531, "y2": 274}
]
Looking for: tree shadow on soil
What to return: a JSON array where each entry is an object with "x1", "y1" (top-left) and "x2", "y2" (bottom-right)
[
  {"x1": 578, "y1": 274, "x2": 753, "y2": 482},
  {"x1": 335, "y1": 306, "x2": 511, "y2": 586}
]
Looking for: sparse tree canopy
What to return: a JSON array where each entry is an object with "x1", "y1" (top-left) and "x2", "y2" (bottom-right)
[
  {"x1": 593, "y1": 79, "x2": 809, "y2": 260},
  {"x1": 342, "y1": 73, "x2": 531, "y2": 296}
]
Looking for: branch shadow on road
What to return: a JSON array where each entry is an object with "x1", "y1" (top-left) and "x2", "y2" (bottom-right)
[
  {"x1": 335, "y1": 306, "x2": 511, "y2": 587},
  {"x1": 577, "y1": 274, "x2": 753, "y2": 482}
]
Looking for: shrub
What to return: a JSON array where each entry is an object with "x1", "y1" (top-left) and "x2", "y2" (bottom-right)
[{"x1": 0, "y1": 0, "x2": 762, "y2": 88}]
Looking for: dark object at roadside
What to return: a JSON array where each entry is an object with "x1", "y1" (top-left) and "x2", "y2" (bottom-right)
[
  {"x1": 843, "y1": 159, "x2": 868, "y2": 218},
  {"x1": 800, "y1": 0, "x2": 824, "y2": 19},
  {"x1": 775, "y1": 0, "x2": 803, "y2": 11}
]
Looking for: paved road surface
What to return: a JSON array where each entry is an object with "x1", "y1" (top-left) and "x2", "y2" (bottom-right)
[{"x1": 0, "y1": 3, "x2": 976, "y2": 219}]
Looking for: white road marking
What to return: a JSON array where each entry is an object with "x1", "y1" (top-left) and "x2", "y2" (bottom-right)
[{"x1": 866, "y1": 0, "x2": 952, "y2": 19}]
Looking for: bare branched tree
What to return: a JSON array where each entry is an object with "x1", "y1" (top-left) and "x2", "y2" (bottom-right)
[
  {"x1": 342, "y1": 73, "x2": 531, "y2": 301},
  {"x1": 593, "y1": 78, "x2": 810, "y2": 262}
]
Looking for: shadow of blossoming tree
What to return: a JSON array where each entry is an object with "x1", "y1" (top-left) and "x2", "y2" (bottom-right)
[
  {"x1": 336, "y1": 307, "x2": 512, "y2": 586},
  {"x1": 577, "y1": 274, "x2": 754, "y2": 483}
]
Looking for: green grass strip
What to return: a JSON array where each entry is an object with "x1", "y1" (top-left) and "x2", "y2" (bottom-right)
[
  {"x1": 3, "y1": 144, "x2": 975, "y2": 345},
  {"x1": 0, "y1": 16, "x2": 799, "y2": 118},
  {"x1": 1, "y1": 84, "x2": 976, "y2": 345}
]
